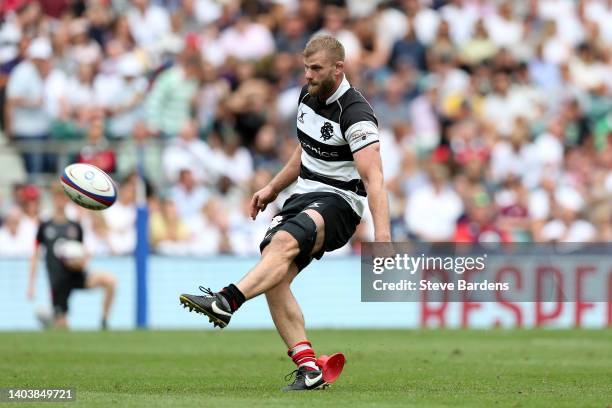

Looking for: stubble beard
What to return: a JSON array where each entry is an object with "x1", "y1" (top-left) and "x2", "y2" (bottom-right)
[{"x1": 308, "y1": 74, "x2": 336, "y2": 98}]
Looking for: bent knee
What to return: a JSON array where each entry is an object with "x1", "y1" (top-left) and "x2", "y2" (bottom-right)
[
  {"x1": 268, "y1": 231, "x2": 300, "y2": 257},
  {"x1": 105, "y1": 275, "x2": 117, "y2": 289},
  {"x1": 91, "y1": 273, "x2": 117, "y2": 289}
]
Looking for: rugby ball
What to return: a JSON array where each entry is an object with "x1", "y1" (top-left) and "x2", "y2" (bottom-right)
[{"x1": 60, "y1": 164, "x2": 117, "y2": 210}]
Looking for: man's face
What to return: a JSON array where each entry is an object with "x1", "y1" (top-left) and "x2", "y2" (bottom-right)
[
  {"x1": 304, "y1": 50, "x2": 338, "y2": 97},
  {"x1": 52, "y1": 192, "x2": 68, "y2": 211},
  {"x1": 32, "y1": 58, "x2": 51, "y2": 77}
]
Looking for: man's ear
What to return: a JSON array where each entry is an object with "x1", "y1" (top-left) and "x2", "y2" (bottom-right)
[{"x1": 335, "y1": 61, "x2": 344, "y2": 77}]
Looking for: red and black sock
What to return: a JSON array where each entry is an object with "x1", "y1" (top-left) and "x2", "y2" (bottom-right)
[
  {"x1": 288, "y1": 341, "x2": 319, "y2": 371},
  {"x1": 219, "y1": 284, "x2": 245, "y2": 313}
]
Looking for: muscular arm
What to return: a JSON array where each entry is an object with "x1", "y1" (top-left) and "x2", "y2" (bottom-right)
[
  {"x1": 269, "y1": 145, "x2": 302, "y2": 194},
  {"x1": 354, "y1": 143, "x2": 391, "y2": 241},
  {"x1": 250, "y1": 145, "x2": 302, "y2": 220}
]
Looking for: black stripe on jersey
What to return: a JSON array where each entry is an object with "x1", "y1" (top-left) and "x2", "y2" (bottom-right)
[
  {"x1": 351, "y1": 139, "x2": 379, "y2": 154},
  {"x1": 301, "y1": 97, "x2": 341, "y2": 123},
  {"x1": 297, "y1": 128, "x2": 353, "y2": 161},
  {"x1": 300, "y1": 164, "x2": 366, "y2": 197},
  {"x1": 300, "y1": 87, "x2": 378, "y2": 138}
]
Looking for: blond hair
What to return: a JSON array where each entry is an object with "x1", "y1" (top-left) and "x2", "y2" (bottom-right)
[{"x1": 303, "y1": 35, "x2": 345, "y2": 63}]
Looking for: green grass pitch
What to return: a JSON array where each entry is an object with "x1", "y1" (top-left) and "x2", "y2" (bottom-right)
[{"x1": 1, "y1": 329, "x2": 610, "y2": 407}]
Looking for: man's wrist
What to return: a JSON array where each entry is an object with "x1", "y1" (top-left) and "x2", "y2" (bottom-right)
[
  {"x1": 268, "y1": 181, "x2": 280, "y2": 195},
  {"x1": 374, "y1": 234, "x2": 391, "y2": 242}
]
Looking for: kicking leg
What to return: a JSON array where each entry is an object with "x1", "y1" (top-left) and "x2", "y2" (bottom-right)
[
  {"x1": 179, "y1": 210, "x2": 324, "y2": 329},
  {"x1": 238, "y1": 209, "x2": 324, "y2": 299},
  {"x1": 236, "y1": 231, "x2": 301, "y2": 299},
  {"x1": 179, "y1": 231, "x2": 302, "y2": 328}
]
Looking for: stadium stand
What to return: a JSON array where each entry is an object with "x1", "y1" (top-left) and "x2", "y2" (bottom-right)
[{"x1": 1, "y1": 0, "x2": 612, "y2": 258}]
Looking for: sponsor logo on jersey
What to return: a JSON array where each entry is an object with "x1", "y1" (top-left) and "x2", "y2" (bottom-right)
[{"x1": 299, "y1": 140, "x2": 340, "y2": 158}]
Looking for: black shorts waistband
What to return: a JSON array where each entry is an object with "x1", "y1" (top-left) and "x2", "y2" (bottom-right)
[{"x1": 300, "y1": 164, "x2": 367, "y2": 197}]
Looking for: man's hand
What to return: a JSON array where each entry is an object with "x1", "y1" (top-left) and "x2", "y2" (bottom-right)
[{"x1": 249, "y1": 185, "x2": 278, "y2": 220}]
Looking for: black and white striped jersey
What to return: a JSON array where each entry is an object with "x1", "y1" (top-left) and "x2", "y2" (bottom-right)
[{"x1": 293, "y1": 76, "x2": 379, "y2": 217}]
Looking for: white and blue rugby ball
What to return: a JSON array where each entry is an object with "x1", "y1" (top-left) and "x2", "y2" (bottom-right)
[{"x1": 60, "y1": 163, "x2": 117, "y2": 210}]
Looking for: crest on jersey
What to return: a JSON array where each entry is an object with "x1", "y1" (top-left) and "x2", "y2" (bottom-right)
[
  {"x1": 298, "y1": 109, "x2": 306, "y2": 124},
  {"x1": 320, "y1": 122, "x2": 334, "y2": 141}
]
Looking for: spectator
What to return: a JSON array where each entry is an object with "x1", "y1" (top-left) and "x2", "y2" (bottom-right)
[
  {"x1": 116, "y1": 121, "x2": 164, "y2": 182},
  {"x1": 459, "y1": 19, "x2": 498, "y2": 66},
  {"x1": 455, "y1": 189, "x2": 511, "y2": 243},
  {"x1": 75, "y1": 114, "x2": 116, "y2": 174},
  {"x1": 68, "y1": 18, "x2": 102, "y2": 66},
  {"x1": 169, "y1": 168, "x2": 210, "y2": 220},
  {"x1": 126, "y1": 0, "x2": 171, "y2": 49},
  {"x1": 484, "y1": 2, "x2": 523, "y2": 49},
  {"x1": 440, "y1": 0, "x2": 478, "y2": 45},
  {"x1": 106, "y1": 54, "x2": 147, "y2": 139},
  {"x1": 150, "y1": 198, "x2": 192, "y2": 255},
  {"x1": 375, "y1": 74, "x2": 414, "y2": 130},
  {"x1": 64, "y1": 63, "x2": 101, "y2": 120},
  {"x1": 213, "y1": 131, "x2": 254, "y2": 187},
  {"x1": 227, "y1": 196, "x2": 270, "y2": 256},
  {"x1": 145, "y1": 51, "x2": 201, "y2": 137},
  {"x1": 82, "y1": 212, "x2": 115, "y2": 256},
  {"x1": 162, "y1": 119, "x2": 217, "y2": 184},
  {"x1": 540, "y1": 188, "x2": 596, "y2": 242},
  {"x1": 275, "y1": 13, "x2": 309, "y2": 55},
  {"x1": 1, "y1": 0, "x2": 612, "y2": 256},
  {"x1": 219, "y1": 13, "x2": 275, "y2": 61},
  {"x1": 316, "y1": 5, "x2": 361, "y2": 63},
  {"x1": 16, "y1": 184, "x2": 40, "y2": 239},
  {"x1": 189, "y1": 197, "x2": 231, "y2": 256},
  {"x1": 389, "y1": 24, "x2": 427, "y2": 72},
  {"x1": 6, "y1": 37, "x2": 56, "y2": 176},
  {"x1": 103, "y1": 177, "x2": 136, "y2": 255},
  {"x1": 405, "y1": 164, "x2": 463, "y2": 241},
  {"x1": 0, "y1": 207, "x2": 33, "y2": 256},
  {"x1": 490, "y1": 126, "x2": 534, "y2": 184},
  {"x1": 251, "y1": 124, "x2": 281, "y2": 172}
]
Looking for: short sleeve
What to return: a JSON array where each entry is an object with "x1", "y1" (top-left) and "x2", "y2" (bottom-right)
[
  {"x1": 339, "y1": 92, "x2": 380, "y2": 153},
  {"x1": 345, "y1": 120, "x2": 380, "y2": 153}
]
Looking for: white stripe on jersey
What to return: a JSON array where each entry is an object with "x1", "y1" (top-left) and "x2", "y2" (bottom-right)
[
  {"x1": 345, "y1": 121, "x2": 380, "y2": 152},
  {"x1": 301, "y1": 153, "x2": 359, "y2": 181},
  {"x1": 297, "y1": 103, "x2": 344, "y2": 146}
]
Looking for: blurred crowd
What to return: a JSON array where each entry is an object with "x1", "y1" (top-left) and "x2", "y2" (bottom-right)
[{"x1": 1, "y1": 0, "x2": 612, "y2": 257}]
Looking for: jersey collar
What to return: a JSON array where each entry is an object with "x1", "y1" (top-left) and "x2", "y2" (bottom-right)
[{"x1": 325, "y1": 75, "x2": 350, "y2": 105}]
